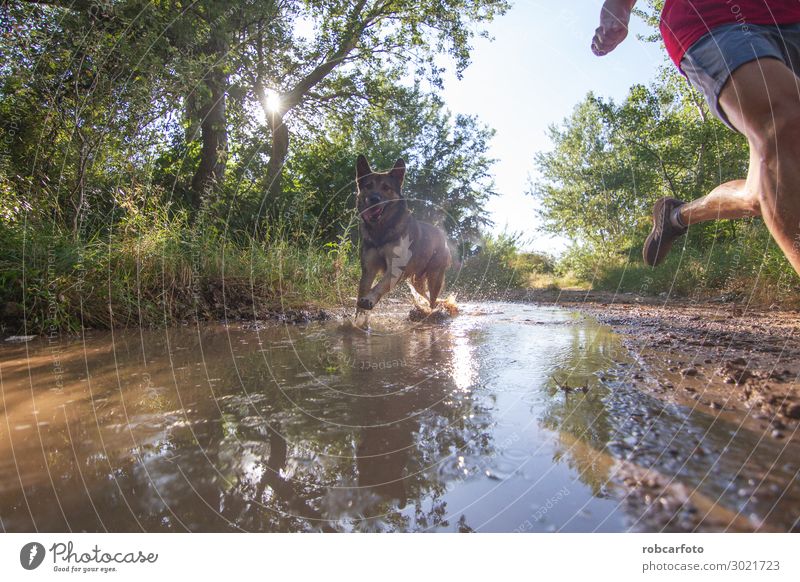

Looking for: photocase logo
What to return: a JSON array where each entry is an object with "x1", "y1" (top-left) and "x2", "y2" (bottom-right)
[{"x1": 20, "y1": 542, "x2": 46, "y2": 570}]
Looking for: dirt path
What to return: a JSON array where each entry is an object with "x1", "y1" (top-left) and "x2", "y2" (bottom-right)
[{"x1": 513, "y1": 289, "x2": 800, "y2": 446}]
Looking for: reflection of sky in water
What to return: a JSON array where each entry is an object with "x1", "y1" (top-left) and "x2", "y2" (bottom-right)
[
  {"x1": 0, "y1": 303, "x2": 798, "y2": 532},
  {"x1": 450, "y1": 332, "x2": 475, "y2": 393}
]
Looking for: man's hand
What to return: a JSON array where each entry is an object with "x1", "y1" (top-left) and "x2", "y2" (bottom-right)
[{"x1": 592, "y1": 0, "x2": 636, "y2": 56}]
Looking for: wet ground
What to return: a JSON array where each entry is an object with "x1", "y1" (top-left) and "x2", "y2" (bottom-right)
[{"x1": 1, "y1": 301, "x2": 798, "y2": 532}]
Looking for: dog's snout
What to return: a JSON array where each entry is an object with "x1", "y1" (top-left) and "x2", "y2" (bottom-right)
[{"x1": 368, "y1": 194, "x2": 382, "y2": 205}]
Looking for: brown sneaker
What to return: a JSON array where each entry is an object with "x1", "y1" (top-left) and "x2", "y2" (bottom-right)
[{"x1": 643, "y1": 198, "x2": 687, "y2": 267}]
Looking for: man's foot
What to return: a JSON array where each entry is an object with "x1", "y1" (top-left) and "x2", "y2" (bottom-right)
[{"x1": 643, "y1": 198, "x2": 688, "y2": 267}]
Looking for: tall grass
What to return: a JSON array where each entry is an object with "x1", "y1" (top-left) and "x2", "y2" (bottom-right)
[
  {"x1": 451, "y1": 233, "x2": 557, "y2": 298},
  {"x1": 453, "y1": 223, "x2": 800, "y2": 307},
  {"x1": 0, "y1": 207, "x2": 360, "y2": 334},
  {"x1": 560, "y1": 221, "x2": 800, "y2": 306}
]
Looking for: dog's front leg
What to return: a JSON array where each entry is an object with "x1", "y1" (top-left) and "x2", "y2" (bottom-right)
[
  {"x1": 357, "y1": 248, "x2": 381, "y2": 311},
  {"x1": 362, "y1": 260, "x2": 408, "y2": 309},
  {"x1": 357, "y1": 272, "x2": 376, "y2": 310},
  {"x1": 358, "y1": 238, "x2": 411, "y2": 310},
  {"x1": 358, "y1": 267, "x2": 377, "y2": 312},
  {"x1": 354, "y1": 308, "x2": 371, "y2": 329}
]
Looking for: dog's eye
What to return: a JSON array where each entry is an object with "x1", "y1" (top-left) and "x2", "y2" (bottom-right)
[{"x1": 381, "y1": 184, "x2": 389, "y2": 191}]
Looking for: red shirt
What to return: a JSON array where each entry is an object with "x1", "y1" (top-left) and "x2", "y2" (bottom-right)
[{"x1": 660, "y1": 1, "x2": 800, "y2": 68}]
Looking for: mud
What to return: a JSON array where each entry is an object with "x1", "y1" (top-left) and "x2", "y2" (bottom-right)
[
  {"x1": 520, "y1": 290, "x2": 800, "y2": 442},
  {"x1": 2, "y1": 292, "x2": 799, "y2": 532}
]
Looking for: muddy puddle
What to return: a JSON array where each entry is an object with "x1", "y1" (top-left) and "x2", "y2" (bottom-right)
[{"x1": 1, "y1": 302, "x2": 798, "y2": 532}]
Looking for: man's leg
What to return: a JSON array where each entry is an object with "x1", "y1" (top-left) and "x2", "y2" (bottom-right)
[
  {"x1": 679, "y1": 177, "x2": 760, "y2": 225},
  {"x1": 714, "y1": 58, "x2": 800, "y2": 275},
  {"x1": 643, "y1": 175, "x2": 761, "y2": 266}
]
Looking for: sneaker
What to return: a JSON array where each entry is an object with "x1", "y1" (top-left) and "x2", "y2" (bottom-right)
[{"x1": 643, "y1": 198, "x2": 687, "y2": 267}]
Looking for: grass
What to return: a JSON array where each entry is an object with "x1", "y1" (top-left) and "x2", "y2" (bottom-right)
[
  {"x1": 449, "y1": 224, "x2": 800, "y2": 308},
  {"x1": 0, "y1": 211, "x2": 360, "y2": 335},
  {"x1": 5, "y1": 213, "x2": 797, "y2": 337},
  {"x1": 450, "y1": 233, "x2": 560, "y2": 299},
  {"x1": 564, "y1": 222, "x2": 800, "y2": 307}
]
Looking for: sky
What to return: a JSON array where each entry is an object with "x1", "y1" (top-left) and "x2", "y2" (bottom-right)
[{"x1": 438, "y1": 0, "x2": 669, "y2": 255}]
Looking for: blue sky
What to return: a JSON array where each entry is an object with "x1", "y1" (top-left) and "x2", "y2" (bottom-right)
[{"x1": 439, "y1": 0, "x2": 670, "y2": 255}]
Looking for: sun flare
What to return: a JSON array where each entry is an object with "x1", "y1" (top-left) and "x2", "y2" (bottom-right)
[{"x1": 265, "y1": 90, "x2": 282, "y2": 113}]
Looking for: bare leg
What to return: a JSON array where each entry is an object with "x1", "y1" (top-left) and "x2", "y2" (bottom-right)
[
  {"x1": 679, "y1": 177, "x2": 761, "y2": 225},
  {"x1": 713, "y1": 58, "x2": 800, "y2": 275}
]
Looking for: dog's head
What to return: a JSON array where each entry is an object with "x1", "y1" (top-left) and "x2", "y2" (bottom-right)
[{"x1": 356, "y1": 155, "x2": 406, "y2": 225}]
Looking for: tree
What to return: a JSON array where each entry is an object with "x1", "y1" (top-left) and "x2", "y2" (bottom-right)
[
  {"x1": 284, "y1": 85, "x2": 497, "y2": 244},
  {"x1": 530, "y1": 83, "x2": 748, "y2": 263},
  {"x1": 243, "y1": 0, "x2": 509, "y2": 200},
  {"x1": 6, "y1": 0, "x2": 507, "y2": 215}
]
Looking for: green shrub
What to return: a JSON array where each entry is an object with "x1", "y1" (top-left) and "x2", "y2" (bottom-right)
[
  {"x1": 451, "y1": 233, "x2": 555, "y2": 297},
  {"x1": 0, "y1": 202, "x2": 360, "y2": 334}
]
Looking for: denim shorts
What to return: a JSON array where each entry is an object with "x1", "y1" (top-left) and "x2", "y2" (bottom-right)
[{"x1": 680, "y1": 22, "x2": 800, "y2": 130}]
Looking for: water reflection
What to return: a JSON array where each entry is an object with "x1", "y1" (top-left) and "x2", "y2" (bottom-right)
[
  {"x1": 0, "y1": 303, "x2": 797, "y2": 532},
  {"x1": 538, "y1": 318, "x2": 800, "y2": 532}
]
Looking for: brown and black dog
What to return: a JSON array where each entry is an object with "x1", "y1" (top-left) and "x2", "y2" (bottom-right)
[{"x1": 355, "y1": 155, "x2": 451, "y2": 315}]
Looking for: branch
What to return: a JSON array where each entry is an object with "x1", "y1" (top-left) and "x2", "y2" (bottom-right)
[
  {"x1": 623, "y1": 136, "x2": 680, "y2": 198},
  {"x1": 281, "y1": 0, "x2": 372, "y2": 111}
]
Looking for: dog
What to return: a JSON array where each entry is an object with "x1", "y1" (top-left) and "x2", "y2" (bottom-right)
[{"x1": 355, "y1": 155, "x2": 451, "y2": 317}]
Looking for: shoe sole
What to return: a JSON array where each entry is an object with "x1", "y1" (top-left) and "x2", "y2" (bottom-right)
[{"x1": 643, "y1": 198, "x2": 684, "y2": 267}]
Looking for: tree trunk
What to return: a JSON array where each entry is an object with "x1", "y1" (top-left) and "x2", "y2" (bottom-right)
[
  {"x1": 190, "y1": 35, "x2": 228, "y2": 210},
  {"x1": 256, "y1": 1, "x2": 369, "y2": 203},
  {"x1": 267, "y1": 111, "x2": 289, "y2": 201}
]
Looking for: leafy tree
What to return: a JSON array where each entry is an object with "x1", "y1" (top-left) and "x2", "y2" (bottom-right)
[
  {"x1": 243, "y1": 0, "x2": 509, "y2": 200},
  {"x1": 530, "y1": 82, "x2": 748, "y2": 265},
  {"x1": 2, "y1": 0, "x2": 505, "y2": 231},
  {"x1": 277, "y1": 84, "x2": 497, "y2": 244}
]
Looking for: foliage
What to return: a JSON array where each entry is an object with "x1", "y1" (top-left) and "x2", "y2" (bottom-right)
[
  {"x1": 0, "y1": 196, "x2": 360, "y2": 334},
  {"x1": 0, "y1": 0, "x2": 506, "y2": 331},
  {"x1": 451, "y1": 232, "x2": 554, "y2": 298},
  {"x1": 528, "y1": 6, "x2": 799, "y2": 299},
  {"x1": 287, "y1": 85, "x2": 497, "y2": 244}
]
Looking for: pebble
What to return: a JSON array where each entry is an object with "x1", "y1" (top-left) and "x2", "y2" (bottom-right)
[
  {"x1": 681, "y1": 367, "x2": 699, "y2": 377},
  {"x1": 771, "y1": 430, "x2": 785, "y2": 439}
]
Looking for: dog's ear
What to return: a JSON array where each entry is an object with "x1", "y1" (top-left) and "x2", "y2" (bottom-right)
[
  {"x1": 389, "y1": 158, "x2": 406, "y2": 185},
  {"x1": 356, "y1": 155, "x2": 372, "y2": 181}
]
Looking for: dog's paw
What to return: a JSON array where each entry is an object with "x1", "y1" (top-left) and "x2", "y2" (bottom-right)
[{"x1": 357, "y1": 297, "x2": 374, "y2": 310}]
